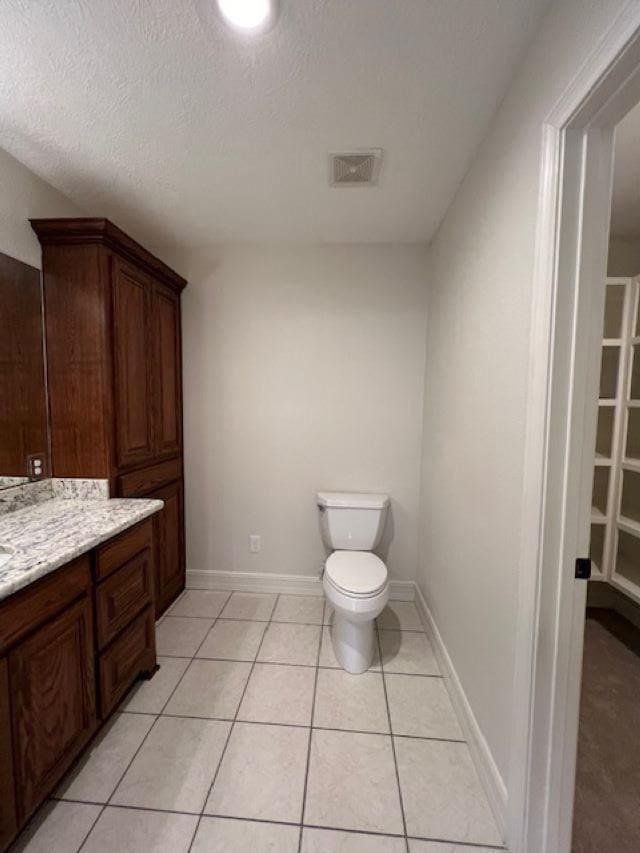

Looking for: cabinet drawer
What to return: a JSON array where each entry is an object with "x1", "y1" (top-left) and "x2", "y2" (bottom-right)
[
  {"x1": 95, "y1": 519, "x2": 152, "y2": 582},
  {"x1": 96, "y1": 550, "x2": 152, "y2": 650},
  {"x1": 117, "y1": 458, "x2": 181, "y2": 497},
  {"x1": 0, "y1": 556, "x2": 91, "y2": 655},
  {"x1": 98, "y1": 605, "x2": 155, "y2": 717}
]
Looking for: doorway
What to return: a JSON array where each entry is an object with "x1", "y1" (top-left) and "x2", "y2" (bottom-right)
[
  {"x1": 508, "y1": 8, "x2": 640, "y2": 853},
  {"x1": 572, "y1": 130, "x2": 640, "y2": 845}
]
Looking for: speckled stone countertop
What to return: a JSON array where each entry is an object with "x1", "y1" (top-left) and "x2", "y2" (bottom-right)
[{"x1": 0, "y1": 498, "x2": 163, "y2": 602}]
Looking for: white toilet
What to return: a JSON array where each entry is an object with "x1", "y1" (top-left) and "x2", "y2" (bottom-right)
[{"x1": 317, "y1": 491, "x2": 390, "y2": 674}]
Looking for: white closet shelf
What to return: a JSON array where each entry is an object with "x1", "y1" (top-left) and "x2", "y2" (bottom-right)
[
  {"x1": 594, "y1": 454, "x2": 612, "y2": 466},
  {"x1": 610, "y1": 573, "x2": 640, "y2": 606},
  {"x1": 622, "y1": 458, "x2": 640, "y2": 472},
  {"x1": 617, "y1": 515, "x2": 640, "y2": 538},
  {"x1": 591, "y1": 508, "x2": 607, "y2": 524}
]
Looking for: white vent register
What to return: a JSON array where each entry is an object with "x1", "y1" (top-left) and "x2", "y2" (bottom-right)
[{"x1": 329, "y1": 149, "x2": 382, "y2": 186}]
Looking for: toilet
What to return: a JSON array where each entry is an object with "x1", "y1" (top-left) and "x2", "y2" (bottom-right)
[{"x1": 317, "y1": 491, "x2": 390, "y2": 674}]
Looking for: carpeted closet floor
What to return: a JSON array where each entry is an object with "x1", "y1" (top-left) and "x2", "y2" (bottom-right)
[{"x1": 572, "y1": 609, "x2": 640, "y2": 853}]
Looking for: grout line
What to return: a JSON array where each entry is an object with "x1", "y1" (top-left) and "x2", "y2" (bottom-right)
[
  {"x1": 302, "y1": 822, "x2": 406, "y2": 840},
  {"x1": 407, "y1": 836, "x2": 506, "y2": 850},
  {"x1": 52, "y1": 797, "x2": 201, "y2": 816},
  {"x1": 297, "y1": 599, "x2": 323, "y2": 853},
  {"x1": 46, "y1": 798, "x2": 504, "y2": 850},
  {"x1": 77, "y1": 712, "x2": 163, "y2": 851},
  {"x1": 376, "y1": 623, "x2": 410, "y2": 852},
  {"x1": 66, "y1": 799, "x2": 104, "y2": 852},
  {"x1": 153, "y1": 651, "x2": 442, "y2": 678},
  {"x1": 186, "y1": 592, "x2": 281, "y2": 852},
  {"x1": 120, "y1": 707, "x2": 467, "y2": 743}
]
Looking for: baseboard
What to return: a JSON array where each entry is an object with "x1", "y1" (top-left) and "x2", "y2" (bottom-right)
[
  {"x1": 414, "y1": 582, "x2": 508, "y2": 840},
  {"x1": 186, "y1": 569, "x2": 416, "y2": 600}
]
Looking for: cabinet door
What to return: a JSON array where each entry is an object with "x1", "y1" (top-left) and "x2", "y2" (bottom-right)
[
  {"x1": 112, "y1": 258, "x2": 155, "y2": 468},
  {"x1": 151, "y1": 479, "x2": 185, "y2": 616},
  {"x1": 10, "y1": 596, "x2": 96, "y2": 821},
  {"x1": 152, "y1": 284, "x2": 182, "y2": 458},
  {"x1": 0, "y1": 657, "x2": 17, "y2": 850}
]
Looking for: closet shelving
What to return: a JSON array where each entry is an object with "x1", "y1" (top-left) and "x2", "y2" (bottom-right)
[{"x1": 591, "y1": 276, "x2": 640, "y2": 602}]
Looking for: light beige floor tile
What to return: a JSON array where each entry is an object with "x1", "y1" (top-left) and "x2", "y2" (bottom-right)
[
  {"x1": 379, "y1": 630, "x2": 440, "y2": 675},
  {"x1": 196, "y1": 619, "x2": 266, "y2": 661},
  {"x1": 156, "y1": 616, "x2": 214, "y2": 657},
  {"x1": 167, "y1": 589, "x2": 230, "y2": 618},
  {"x1": 323, "y1": 601, "x2": 334, "y2": 624},
  {"x1": 121, "y1": 657, "x2": 190, "y2": 713},
  {"x1": 12, "y1": 800, "x2": 101, "y2": 853},
  {"x1": 192, "y1": 817, "x2": 299, "y2": 852},
  {"x1": 386, "y1": 674, "x2": 463, "y2": 739},
  {"x1": 238, "y1": 663, "x2": 316, "y2": 725},
  {"x1": 377, "y1": 602, "x2": 424, "y2": 631},
  {"x1": 319, "y1": 626, "x2": 380, "y2": 670},
  {"x1": 272, "y1": 594, "x2": 324, "y2": 625},
  {"x1": 220, "y1": 592, "x2": 277, "y2": 621},
  {"x1": 395, "y1": 738, "x2": 502, "y2": 845},
  {"x1": 314, "y1": 669, "x2": 389, "y2": 733},
  {"x1": 258, "y1": 622, "x2": 321, "y2": 666},
  {"x1": 164, "y1": 659, "x2": 251, "y2": 719},
  {"x1": 205, "y1": 722, "x2": 308, "y2": 822},
  {"x1": 82, "y1": 807, "x2": 197, "y2": 852},
  {"x1": 56, "y1": 712, "x2": 155, "y2": 803},
  {"x1": 304, "y1": 729, "x2": 404, "y2": 835},
  {"x1": 111, "y1": 716, "x2": 230, "y2": 812},
  {"x1": 408, "y1": 841, "x2": 503, "y2": 852},
  {"x1": 302, "y1": 827, "x2": 406, "y2": 852}
]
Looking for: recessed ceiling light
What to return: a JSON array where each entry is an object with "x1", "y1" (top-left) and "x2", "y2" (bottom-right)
[{"x1": 217, "y1": 0, "x2": 275, "y2": 31}]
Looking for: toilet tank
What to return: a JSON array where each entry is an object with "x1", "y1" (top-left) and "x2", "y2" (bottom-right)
[{"x1": 317, "y1": 492, "x2": 389, "y2": 551}]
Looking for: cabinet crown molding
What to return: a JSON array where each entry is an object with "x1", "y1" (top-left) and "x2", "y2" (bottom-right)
[{"x1": 30, "y1": 217, "x2": 187, "y2": 293}]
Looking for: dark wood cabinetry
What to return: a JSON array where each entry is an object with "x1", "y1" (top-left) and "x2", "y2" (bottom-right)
[
  {"x1": 31, "y1": 218, "x2": 187, "y2": 616},
  {"x1": 0, "y1": 519, "x2": 158, "y2": 849},
  {"x1": 10, "y1": 595, "x2": 96, "y2": 820}
]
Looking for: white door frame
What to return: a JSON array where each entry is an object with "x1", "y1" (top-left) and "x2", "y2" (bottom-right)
[{"x1": 510, "y1": 5, "x2": 640, "y2": 853}]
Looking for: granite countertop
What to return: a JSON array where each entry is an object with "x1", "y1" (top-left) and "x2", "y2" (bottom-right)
[{"x1": 0, "y1": 497, "x2": 163, "y2": 602}]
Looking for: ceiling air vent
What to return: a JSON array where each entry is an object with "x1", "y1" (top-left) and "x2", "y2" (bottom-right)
[{"x1": 329, "y1": 149, "x2": 382, "y2": 187}]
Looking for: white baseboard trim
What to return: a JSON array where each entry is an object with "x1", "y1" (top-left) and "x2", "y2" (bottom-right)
[
  {"x1": 186, "y1": 569, "x2": 416, "y2": 601},
  {"x1": 414, "y1": 582, "x2": 508, "y2": 840}
]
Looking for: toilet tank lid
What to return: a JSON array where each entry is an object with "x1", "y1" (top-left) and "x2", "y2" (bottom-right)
[{"x1": 317, "y1": 492, "x2": 389, "y2": 510}]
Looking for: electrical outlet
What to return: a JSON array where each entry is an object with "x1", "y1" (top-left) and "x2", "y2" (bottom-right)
[
  {"x1": 249, "y1": 534, "x2": 261, "y2": 553},
  {"x1": 26, "y1": 453, "x2": 46, "y2": 480}
]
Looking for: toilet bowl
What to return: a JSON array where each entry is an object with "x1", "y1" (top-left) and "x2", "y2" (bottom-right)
[
  {"x1": 323, "y1": 550, "x2": 389, "y2": 673},
  {"x1": 317, "y1": 491, "x2": 390, "y2": 674}
]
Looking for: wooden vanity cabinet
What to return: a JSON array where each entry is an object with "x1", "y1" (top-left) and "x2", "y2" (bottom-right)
[
  {"x1": 31, "y1": 218, "x2": 187, "y2": 616},
  {"x1": 0, "y1": 557, "x2": 96, "y2": 836},
  {"x1": 0, "y1": 519, "x2": 157, "y2": 850}
]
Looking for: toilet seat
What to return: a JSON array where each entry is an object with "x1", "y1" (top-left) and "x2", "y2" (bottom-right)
[{"x1": 325, "y1": 551, "x2": 387, "y2": 598}]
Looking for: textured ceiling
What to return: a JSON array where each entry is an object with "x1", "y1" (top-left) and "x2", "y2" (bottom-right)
[
  {"x1": 1, "y1": 0, "x2": 549, "y2": 247},
  {"x1": 612, "y1": 102, "x2": 640, "y2": 238}
]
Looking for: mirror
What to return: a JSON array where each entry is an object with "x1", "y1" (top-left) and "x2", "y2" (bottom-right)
[{"x1": 0, "y1": 251, "x2": 49, "y2": 488}]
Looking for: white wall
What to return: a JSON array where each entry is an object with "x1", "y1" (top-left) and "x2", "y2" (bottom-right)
[
  {"x1": 0, "y1": 146, "x2": 83, "y2": 267},
  {"x1": 417, "y1": 0, "x2": 626, "y2": 787},
  {"x1": 167, "y1": 245, "x2": 429, "y2": 584}
]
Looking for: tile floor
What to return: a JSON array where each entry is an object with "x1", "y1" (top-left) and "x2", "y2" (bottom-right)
[{"x1": 11, "y1": 593, "x2": 505, "y2": 852}]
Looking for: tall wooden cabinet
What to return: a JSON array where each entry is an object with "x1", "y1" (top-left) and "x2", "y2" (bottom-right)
[{"x1": 31, "y1": 218, "x2": 187, "y2": 615}]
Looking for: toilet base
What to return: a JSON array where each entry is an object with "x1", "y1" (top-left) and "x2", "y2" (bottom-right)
[{"x1": 331, "y1": 613, "x2": 376, "y2": 674}]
